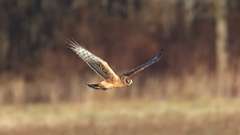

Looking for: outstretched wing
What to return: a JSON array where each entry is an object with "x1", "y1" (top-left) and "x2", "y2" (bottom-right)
[
  {"x1": 68, "y1": 40, "x2": 119, "y2": 81},
  {"x1": 123, "y1": 50, "x2": 163, "y2": 77}
]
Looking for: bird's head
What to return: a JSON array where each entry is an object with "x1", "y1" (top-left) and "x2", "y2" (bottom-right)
[{"x1": 121, "y1": 76, "x2": 133, "y2": 86}]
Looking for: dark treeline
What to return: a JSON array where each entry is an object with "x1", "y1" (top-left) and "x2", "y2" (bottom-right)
[{"x1": 0, "y1": 0, "x2": 239, "y2": 74}]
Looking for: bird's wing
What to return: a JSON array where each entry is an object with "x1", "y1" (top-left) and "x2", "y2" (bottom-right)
[
  {"x1": 122, "y1": 50, "x2": 163, "y2": 78},
  {"x1": 68, "y1": 40, "x2": 119, "y2": 81}
]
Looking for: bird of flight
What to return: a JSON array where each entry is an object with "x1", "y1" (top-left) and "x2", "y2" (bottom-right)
[{"x1": 68, "y1": 40, "x2": 163, "y2": 90}]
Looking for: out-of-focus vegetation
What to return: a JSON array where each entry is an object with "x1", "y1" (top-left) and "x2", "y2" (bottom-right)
[
  {"x1": 1, "y1": 100, "x2": 240, "y2": 135},
  {"x1": 0, "y1": 0, "x2": 239, "y2": 103},
  {"x1": 0, "y1": 0, "x2": 240, "y2": 134}
]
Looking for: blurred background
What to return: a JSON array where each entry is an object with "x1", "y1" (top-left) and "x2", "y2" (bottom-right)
[{"x1": 0, "y1": 0, "x2": 240, "y2": 134}]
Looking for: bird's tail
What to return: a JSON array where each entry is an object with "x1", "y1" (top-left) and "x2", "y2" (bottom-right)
[{"x1": 87, "y1": 83, "x2": 107, "y2": 91}]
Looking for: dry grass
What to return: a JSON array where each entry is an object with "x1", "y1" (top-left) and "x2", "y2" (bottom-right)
[
  {"x1": 1, "y1": 70, "x2": 239, "y2": 103},
  {"x1": 0, "y1": 69, "x2": 239, "y2": 135},
  {"x1": 0, "y1": 99, "x2": 240, "y2": 135}
]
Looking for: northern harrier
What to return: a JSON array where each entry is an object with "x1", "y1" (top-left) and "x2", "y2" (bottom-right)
[{"x1": 68, "y1": 40, "x2": 163, "y2": 90}]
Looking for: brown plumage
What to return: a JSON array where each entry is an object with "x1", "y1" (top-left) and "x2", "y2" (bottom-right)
[{"x1": 68, "y1": 40, "x2": 163, "y2": 90}]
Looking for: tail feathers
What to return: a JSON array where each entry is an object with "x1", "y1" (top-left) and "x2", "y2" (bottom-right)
[{"x1": 87, "y1": 83, "x2": 107, "y2": 91}]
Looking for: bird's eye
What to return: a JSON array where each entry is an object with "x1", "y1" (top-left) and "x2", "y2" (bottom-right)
[{"x1": 125, "y1": 78, "x2": 132, "y2": 85}]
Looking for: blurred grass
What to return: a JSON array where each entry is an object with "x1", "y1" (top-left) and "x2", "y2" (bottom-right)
[{"x1": 0, "y1": 99, "x2": 240, "y2": 135}]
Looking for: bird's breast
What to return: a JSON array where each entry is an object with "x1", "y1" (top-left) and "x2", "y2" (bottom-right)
[{"x1": 100, "y1": 80, "x2": 126, "y2": 89}]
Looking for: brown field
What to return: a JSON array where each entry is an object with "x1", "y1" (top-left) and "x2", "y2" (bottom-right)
[{"x1": 0, "y1": 99, "x2": 240, "y2": 135}]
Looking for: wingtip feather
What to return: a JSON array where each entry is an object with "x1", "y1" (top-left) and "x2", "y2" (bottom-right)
[
  {"x1": 66, "y1": 39, "x2": 82, "y2": 52},
  {"x1": 152, "y1": 49, "x2": 164, "y2": 61}
]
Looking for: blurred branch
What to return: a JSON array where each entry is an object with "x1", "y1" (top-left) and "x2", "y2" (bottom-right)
[
  {"x1": 0, "y1": 33, "x2": 9, "y2": 69},
  {"x1": 183, "y1": 0, "x2": 195, "y2": 33},
  {"x1": 214, "y1": 0, "x2": 229, "y2": 96}
]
